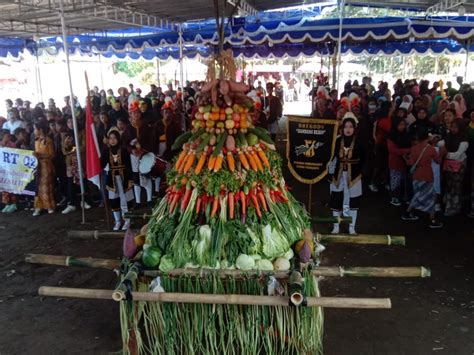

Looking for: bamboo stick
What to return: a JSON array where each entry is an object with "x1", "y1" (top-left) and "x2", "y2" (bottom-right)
[
  {"x1": 312, "y1": 216, "x2": 352, "y2": 224},
  {"x1": 113, "y1": 264, "x2": 140, "y2": 301},
  {"x1": 122, "y1": 213, "x2": 353, "y2": 224},
  {"x1": 24, "y1": 254, "x2": 430, "y2": 278},
  {"x1": 144, "y1": 266, "x2": 430, "y2": 278},
  {"x1": 25, "y1": 254, "x2": 121, "y2": 269},
  {"x1": 38, "y1": 286, "x2": 391, "y2": 309},
  {"x1": 67, "y1": 230, "x2": 124, "y2": 239},
  {"x1": 316, "y1": 234, "x2": 406, "y2": 246}
]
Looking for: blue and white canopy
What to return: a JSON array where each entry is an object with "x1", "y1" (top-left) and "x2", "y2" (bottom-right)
[{"x1": 1, "y1": 15, "x2": 473, "y2": 59}]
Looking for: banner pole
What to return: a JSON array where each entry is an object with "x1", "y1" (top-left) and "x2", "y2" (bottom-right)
[
  {"x1": 59, "y1": 0, "x2": 86, "y2": 224},
  {"x1": 308, "y1": 183, "x2": 313, "y2": 215}
]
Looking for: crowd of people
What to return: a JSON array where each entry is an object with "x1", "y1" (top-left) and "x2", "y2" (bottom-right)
[
  {"x1": 315, "y1": 76, "x2": 474, "y2": 232},
  {"x1": 1, "y1": 75, "x2": 473, "y2": 232}
]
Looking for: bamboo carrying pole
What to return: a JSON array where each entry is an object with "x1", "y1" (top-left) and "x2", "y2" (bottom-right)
[
  {"x1": 38, "y1": 286, "x2": 391, "y2": 309},
  {"x1": 316, "y1": 234, "x2": 406, "y2": 246},
  {"x1": 123, "y1": 213, "x2": 352, "y2": 224},
  {"x1": 25, "y1": 254, "x2": 121, "y2": 269},
  {"x1": 24, "y1": 254, "x2": 430, "y2": 278},
  {"x1": 66, "y1": 230, "x2": 124, "y2": 239}
]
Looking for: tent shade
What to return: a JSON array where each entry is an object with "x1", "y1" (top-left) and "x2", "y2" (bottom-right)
[{"x1": 1, "y1": 16, "x2": 474, "y2": 59}]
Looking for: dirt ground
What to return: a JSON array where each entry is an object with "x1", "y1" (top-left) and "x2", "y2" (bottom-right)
[{"x1": 0, "y1": 165, "x2": 473, "y2": 354}]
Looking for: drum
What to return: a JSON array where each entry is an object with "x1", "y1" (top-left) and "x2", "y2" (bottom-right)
[{"x1": 138, "y1": 153, "x2": 167, "y2": 179}]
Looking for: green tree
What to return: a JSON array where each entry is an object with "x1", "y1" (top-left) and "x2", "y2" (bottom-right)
[{"x1": 113, "y1": 60, "x2": 153, "y2": 77}]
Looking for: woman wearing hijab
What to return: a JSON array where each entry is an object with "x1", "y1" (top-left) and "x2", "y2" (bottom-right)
[
  {"x1": 438, "y1": 120, "x2": 469, "y2": 216},
  {"x1": 32, "y1": 122, "x2": 56, "y2": 216},
  {"x1": 328, "y1": 112, "x2": 365, "y2": 235},
  {"x1": 387, "y1": 118, "x2": 411, "y2": 206},
  {"x1": 101, "y1": 130, "x2": 134, "y2": 231},
  {"x1": 453, "y1": 94, "x2": 467, "y2": 118},
  {"x1": 402, "y1": 126, "x2": 443, "y2": 229}
]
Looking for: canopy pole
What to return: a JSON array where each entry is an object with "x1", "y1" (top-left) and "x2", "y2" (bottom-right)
[
  {"x1": 464, "y1": 40, "x2": 470, "y2": 82},
  {"x1": 179, "y1": 24, "x2": 185, "y2": 99},
  {"x1": 156, "y1": 58, "x2": 161, "y2": 86},
  {"x1": 98, "y1": 52, "x2": 105, "y2": 90},
  {"x1": 336, "y1": 0, "x2": 345, "y2": 94},
  {"x1": 59, "y1": 0, "x2": 86, "y2": 224},
  {"x1": 34, "y1": 49, "x2": 44, "y2": 103}
]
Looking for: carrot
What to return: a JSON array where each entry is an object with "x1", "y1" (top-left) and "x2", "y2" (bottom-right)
[
  {"x1": 257, "y1": 149, "x2": 270, "y2": 168},
  {"x1": 241, "y1": 192, "x2": 246, "y2": 217},
  {"x1": 183, "y1": 151, "x2": 196, "y2": 174},
  {"x1": 246, "y1": 151, "x2": 258, "y2": 171},
  {"x1": 180, "y1": 187, "x2": 192, "y2": 213},
  {"x1": 194, "y1": 153, "x2": 206, "y2": 175},
  {"x1": 178, "y1": 152, "x2": 189, "y2": 174},
  {"x1": 257, "y1": 191, "x2": 268, "y2": 212},
  {"x1": 238, "y1": 151, "x2": 250, "y2": 170},
  {"x1": 208, "y1": 155, "x2": 217, "y2": 171},
  {"x1": 175, "y1": 149, "x2": 187, "y2": 170},
  {"x1": 211, "y1": 197, "x2": 219, "y2": 218},
  {"x1": 252, "y1": 152, "x2": 263, "y2": 171},
  {"x1": 269, "y1": 190, "x2": 276, "y2": 202},
  {"x1": 195, "y1": 196, "x2": 202, "y2": 214},
  {"x1": 213, "y1": 153, "x2": 224, "y2": 172},
  {"x1": 250, "y1": 193, "x2": 262, "y2": 218},
  {"x1": 169, "y1": 193, "x2": 180, "y2": 215},
  {"x1": 228, "y1": 192, "x2": 234, "y2": 219},
  {"x1": 227, "y1": 152, "x2": 235, "y2": 172}
]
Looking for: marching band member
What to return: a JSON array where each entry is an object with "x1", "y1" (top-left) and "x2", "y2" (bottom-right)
[
  {"x1": 101, "y1": 130, "x2": 134, "y2": 231},
  {"x1": 328, "y1": 112, "x2": 365, "y2": 235},
  {"x1": 123, "y1": 101, "x2": 156, "y2": 208}
]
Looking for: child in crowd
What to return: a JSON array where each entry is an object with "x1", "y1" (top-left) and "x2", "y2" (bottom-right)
[
  {"x1": 438, "y1": 120, "x2": 469, "y2": 217},
  {"x1": 402, "y1": 126, "x2": 443, "y2": 228},
  {"x1": 387, "y1": 118, "x2": 411, "y2": 206}
]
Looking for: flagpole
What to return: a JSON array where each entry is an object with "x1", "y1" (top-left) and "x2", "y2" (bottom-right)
[
  {"x1": 59, "y1": 0, "x2": 85, "y2": 224},
  {"x1": 85, "y1": 71, "x2": 111, "y2": 230}
]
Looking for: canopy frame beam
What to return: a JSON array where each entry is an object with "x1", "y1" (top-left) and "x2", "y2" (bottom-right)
[
  {"x1": 3, "y1": 0, "x2": 177, "y2": 36},
  {"x1": 426, "y1": 0, "x2": 467, "y2": 15}
]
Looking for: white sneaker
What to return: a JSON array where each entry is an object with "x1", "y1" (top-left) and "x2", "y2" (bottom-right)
[
  {"x1": 32, "y1": 209, "x2": 41, "y2": 217},
  {"x1": 349, "y1": 225, "x2": 358, "y2": 235},
  {"x1": 369, "y1": 184, "x2": 379, "y2": 192},
  {"x1": 62, "y1": 205, "x2": 76, "y2": 214},
  {"x1": 48, "y1": 209, "x2": 54, "y2": 214},
  {"x1": 81, "y1": 202, "x2": 92, "y2": 210},
  {"x1": 113, "y1": 221, "x2": 122, "y2": 231},
  {"x1": 121, "y1": 220, "x2": 131, "y2": 231},
  {"x1": 331, "y1": 224, "x2": 340, "y2": 235}
]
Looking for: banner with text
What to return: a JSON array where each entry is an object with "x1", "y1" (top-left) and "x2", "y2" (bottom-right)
[
  {"x1": 0, "y1": 147, "x2": 37, "y2": 196},
  {"x1": 286, "y1": 116, "x2": 338, "y2": 184}
]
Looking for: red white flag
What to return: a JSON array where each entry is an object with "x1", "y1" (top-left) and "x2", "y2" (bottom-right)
[{"x1": 85, "y1": 98, "x2": 101, "y2": 188}]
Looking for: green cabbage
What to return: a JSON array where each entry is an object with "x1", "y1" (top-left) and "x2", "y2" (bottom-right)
[
  {"x1": 246, "y1": 227, "x2": 261, "y2": 254},
  {"x1": 159, "y1": 255, "x2": 175, "y2": 272},
  {"x1": 256, "y1": 259, "x2": 274, "y2": 270},
  {"x1": 236, "y1": 254, "x2": 255, "y2": 270},
  {"x1": 261, "y1": 224, "x2": 290, "y2": 260}
]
